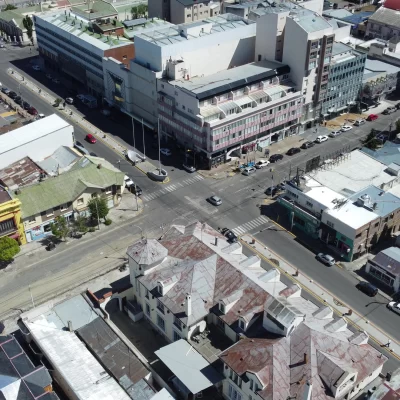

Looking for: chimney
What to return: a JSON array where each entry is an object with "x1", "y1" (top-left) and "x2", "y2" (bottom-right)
[
  {"x1": 68, "y1": 320, "x2": 73, "y2": 332},
  {"x1": 185, "y1": 293, "x2": 192, "y2": 317},
  {"x1": 215, "y1": 237, "x2": 218, "y2": 246},
  {"x1": 304, "y1": 353, "x2": 308, "y2": 364}
]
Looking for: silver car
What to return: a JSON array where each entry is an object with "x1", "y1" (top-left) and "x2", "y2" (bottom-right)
[
  {"x1": 209, "y1": 195, "x2": 222, "y2": 206},
  {"x1": 387, "y1": 301, "x2": 400, "y2": 315},
  {"x1": 316, "y1": 253, "x2": 335, "y2": 266}
]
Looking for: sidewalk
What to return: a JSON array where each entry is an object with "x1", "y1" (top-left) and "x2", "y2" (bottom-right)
[
  {"x1": 7, "y1": 68, "x2": 162, "y2": 181},
  {"x1": 241, "y1": 233, "x2": 400, "y2": 360}
]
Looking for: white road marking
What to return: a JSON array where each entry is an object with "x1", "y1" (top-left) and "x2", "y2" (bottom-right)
[{"x1": 232, "y1": 216, "x2": 269, "y2": 235}]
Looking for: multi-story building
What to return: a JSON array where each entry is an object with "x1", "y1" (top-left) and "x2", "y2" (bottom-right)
[
  {"x1": 365, "y1": 1, "x2": 400, "y2": 40},
  {"x1": 0, "y1": 185, "x2": 26, "y2": 245},
  {"x1": 103, "y1": 14, "x2": 257, "y2": 127},
  {"x1": 321, "y1": 42, "x2": 366, "y2": 117},
  {"x1": 158, "y1": 60, "x2": 302, "y2": 168},
  {"x1": 34, "y1": 9, "x2": 135, "y2": 98}
]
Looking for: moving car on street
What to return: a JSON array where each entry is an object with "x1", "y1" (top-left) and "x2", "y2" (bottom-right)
[
  {"x1": 287, "y1": 147, "x2": 301, "y2": 156},
  {"x1": 382, "y1": 106, "x2": 396, "y2": 115},
  {"x1": 183, "y1": 164, "x2": 196, "y2": 173},
  {"x1": 255, "y1": 159, "x2": 270, "y2": 169},
  {"x1": 387, "y1": 301, "x2": 400, "y2": 315},
  {"x1": 221, "y1": 228, "x2": 238, "y2": 243},
  {"x1": 269, "y1": 154, "x2": 284, "y2": 163},
  {"x1": 66, "y1": 97, "x2": 74, "y2": 104},
  {"x1": 329, "y1": 130, "x2": 341, "y2": 138},
  {"x1": 341, "y1": 125, "x2": 352, "y2": 132},
  {"x1": 265, "y1": 186, "x2": 278, "y2": 196},
  {"x1": 85, "y1": 134, "x2": 97, "y2": 144},
  {"x1": 315, "y1": 135, "x2": 328, "y2": 143},
  {"x1": 160, "y1": 148, "x2": 172, "y2": 156},
  {"x1": 242, "y1": 166, "x2": 256, "y2": 176},
  {"x1": 208, "y1": 195, "x2": 222, "y2": 206},
  {"x1": 301, "y1": 141, "x2": 314, "y2": 149},
  {"x1": 367, "y1": 114, "x2": 378, "y2": 121},
  {"x1": 357, "y1": 281, "x2": 378, "y2": 297},
  {"x1": 316, "y1": 253, "x2": 335, "y2": 266},
  {"x1": 74, "y1": 141, "x2": 89, "y2": 155},
  {"x1": 354, "y1": 119, "x2": 365, "y2": 126}
]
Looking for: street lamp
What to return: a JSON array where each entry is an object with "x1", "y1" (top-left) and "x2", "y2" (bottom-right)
[{"x1": 131, "y1": 224, "x2": 145, "y2": 239}]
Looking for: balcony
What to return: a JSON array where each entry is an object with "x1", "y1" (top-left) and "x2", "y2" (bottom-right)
[{"x1": 0, "y1": 218, "x2": 17, "y2": 237}]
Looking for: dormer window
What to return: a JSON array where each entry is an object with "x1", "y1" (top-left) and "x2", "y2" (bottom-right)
[
  {"x1": 157, "y1": 283, "x2": 163, "y2": 295},
  {"x1": 219, "y1": 302, "x2": 225, "y2": 314},
  {"x1": 238, "y1": 319, "x2": 245, "y2": 330}
]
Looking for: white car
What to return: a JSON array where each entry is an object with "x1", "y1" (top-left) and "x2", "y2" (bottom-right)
[
  {"x1": 38, "y1": 113, "x2": 45, "y2": 119},
  {"x1": 341, "y1": 125, "x2": 353, "y2": 132},
  {"x1": 160, "y1": 148, "x2": 172, "y2": 156},
  {"x1": 316, "y1": 253, "x2": 335, "y2": 266},
  {"x1": 315, "y1": 135, "x2": 328, "y2": 143},
  {"x1": 329, "y1": 130, "x2": 341, "y2": 138},
  {"x1": 32, "y1": 65, "x2": 41, "y2": 71},
  {"x1": 183, "y1": 164, "x2": 196, "y2": 173},
  {"x1": 208, "y1": 195, "x2": 222, "y2": 206},
  {"x1": 242, "y1": 166, "x2": 256, "y2": 176},
  {"x1": 255, "y1": 159, "x2": 270, "y2": 169},
  {"x1": 124, "y1": 175, "x2": 134, "y2": 188},
  {"x1": 387, "y1": 301, "x2": 400, "y2": 315},
  {"x1": 66, "y1": 97, "x2": 74, "y2": 104}
]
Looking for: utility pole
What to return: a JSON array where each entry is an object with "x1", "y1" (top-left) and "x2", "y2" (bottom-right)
[
  {"x1": 28, "y1": 285, "x2": 35, "y2": 307},
  {"x1": 134, "y1": 184, "x2": 138, "y2": 211},
  {"x1": 131, "y1": 116, "x2": 136, "y2": 150},
  {"x1": 157, "y1": 118, "x2": 162, "y2": 174},
  {"x1": 142, "y1": 118, "x2": 146, "y2": 158}
]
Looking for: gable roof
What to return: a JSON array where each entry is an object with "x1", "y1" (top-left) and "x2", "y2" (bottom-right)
[
  {"x1": 15, "y1": 156, "x2": 124, "y2": 217},
  {"x1": 368, "y1": 6, "x2": 400, "y2": 28}
]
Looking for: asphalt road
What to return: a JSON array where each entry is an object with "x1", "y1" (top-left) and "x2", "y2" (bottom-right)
[{"x1": 2, "y1": 45, "x2": 400, "y2": 347}]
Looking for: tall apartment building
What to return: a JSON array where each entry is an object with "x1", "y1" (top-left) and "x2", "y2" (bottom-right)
[{"x1": 158, "y1": 60, "x2": 302, "y2": 168}]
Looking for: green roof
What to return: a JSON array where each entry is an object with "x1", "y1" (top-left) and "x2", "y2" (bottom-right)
[
  {"x1": 0, "y1": 5, "x2": 41, "y2": 27},
  {"x1": 16, "y1": 156, "x2": 124, "y2": 218},
  {"x1": 72, "y1": 0, "x2": 117, "y2": 19}
]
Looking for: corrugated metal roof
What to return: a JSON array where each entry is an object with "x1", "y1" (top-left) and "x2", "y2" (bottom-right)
[{"x1": 369, "y1": 6, "x2": 400, "y2": 28}]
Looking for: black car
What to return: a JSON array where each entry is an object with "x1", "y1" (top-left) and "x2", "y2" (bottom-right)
[
  {"x1": 1, "y1": 87, "x2": 10, "y2": 95},
  {"x1": 131, "y1": 184, "x2": 143, "y2": 196},
  {"x1": 8, "y1": 91, "x2": 17, "y2": 99},
  {"x1": 221, "y1": 228, "x2": 238, "y2": 243},
  {"x1": 269, "y1": 154, "x2": 284, "y2": 163},
  {"x1": 356, "y1": 281, "x2": 378, "y2": 297},
  {"x1": 265, "y1": 186, "x2": 278, "y2": 196},
  {"x1": 15, "y1": 97, "x2": 23, "y2": 105},
  {"x1": 22, "y1": 101, "x2": 30, "y2": 110},
  {"x1": 301, "y1": 141, "x2": 315, "y2": 149},
  {"x1": 287, "y1": 147, "x2": 301, "y2": 156}
]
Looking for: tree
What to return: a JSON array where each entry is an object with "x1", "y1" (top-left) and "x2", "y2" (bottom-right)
[
  {"x1": 361, "y1": 129, "x2": 380, "y2": 151},
  {"x1": 73, "y1": 214, "x2": 88, "y2": 234},
  {"x1": 131, "y1": 3, "x2": 147, "y2": 19},
  {"x1": 22, "y1": 16, "x2": 34, "y2": 45},
  {"x1": 4, "y1": 4, "x2": 17, "y2": 10},
  {"x1": 396, "y1": 119, "x2": 400, "y2": 134},
  {"x1": 88, "y1": 196, "x2": 109, "y2": 222},
  {"x1": 0, "y1": 237, "x2": 20, "y2": 262},
  {"x1": 50, "y1": 216, "x2": 70, "y2": 241}
]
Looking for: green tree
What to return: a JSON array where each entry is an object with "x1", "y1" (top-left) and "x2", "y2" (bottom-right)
[
  {"x1": 4, "y1": 4, "x2": 18, "y2": 10},
  {"x1": 0, "y1": 237, "x2": 20, "y2": 262},
  {"x1": 88, "y1": 196, "x2": 109, "y2": 222},
  {"x1": 396, "y1": 119, "x2": 400, "y2": 134},
  {"x1": 50, "y1": 216, "x2": 70, "y2": 241},
  {"x1": 131, "y1": 3, "x2": 147, "y2": 18},
  {"x1": 22, "y1": 16, "x2": 34, "y2": 45},
  {"x1": 361, "y1": 129, "x2": 380, "y2": 150},
  {"x1": 73, "y1": 214, "x2": 88, "y2": 234}
]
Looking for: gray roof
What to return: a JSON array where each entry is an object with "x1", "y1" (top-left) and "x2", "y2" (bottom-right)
[
  {"x1": 331, "y1": 41, "x2": 353, "y2": 56},
  {"x1": 126, "y1": 239, "x2": 168, "y2": 265},
  {"x1": 323, "y1": 8, "x2": 352, "y2": 18},
  {"x1": 369, "y1": 6, "x2": 400, "y2": 28},
  {"x1": 155, "y1": 340, "x2": 222, "y2": 394},
  {"x1": 371, "y1": 247, "x2": 400, "y2": 276},
  {"x1": 37, "y1": 146, "x2": 80, "y2": 176},
  {"x1": 364, "y1": 58, "x2": 400, "y2": 75},
  {"x1": 295, "y1": 13, "x2": 333, "y2": 33},
  {"x1": 362, "y1": 142, "x2": 400, "y2": 166},
  {"x1": 169, "y1": 60, "x2": 290, "y2": 101}
]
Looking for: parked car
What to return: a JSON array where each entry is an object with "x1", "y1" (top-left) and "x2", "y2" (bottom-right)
[
  {"x1": 85, "y1": 134, "x2": 97, "y2": 144},
  {"x1": 395, "y1": 102, "x2": 400, "y2": 110},
  {"x1": 269, "y1": 154, "x2": 284, "y2": 163},
  {"x1": 131, "y1": 183, "x2": 143, "y2": 196},
  {"x1": 160, "y1": 148, "x2": 172, "y2": 156},
  {"x1": 316, "y1": 253, "x2": 335, "y2": 266},
  {"x1": 367, "y1": 114, "x2": 378, "y2": 121},
  {"x1": 287, "y1": 147, "x2": 301, "y2": 156},
  {"x1": 315, "y1": 135, "x2": 328, "y2": 143},
  {"x1": 382, "y1": 106, "x2": 396, "y2": 115},
  {"x1": 22, "y1": 101, "x2": 30, "y2": 110},
  {"x1": 183, "y1": 164, "x2": 196, "y2": 173},
  {"x1": 66, "y1": 97, "x2": 74, "y2": 104},
  {"x1": 255, "y1": 159, "x2": 270, "y2": 169},
  {"x1": 46, "y1": 73, "x2": 53, "y2": 80},
  {"x1": 38, "y1": 113, "x2": 45, "y2": 119},
  {"x1": 124, "y1": 175, "x2": 134, "y2": 188},
  {"x1": 354, "y1": 119, "x2": 365, "y2": 126},
  {"x1": 208, "y1": 195, "x2": 222, "y2": 206},
  {"x1": 52, "y1": 78, "x2": 60, "y2": 84},
  {"x1": 329, "y1": 130, "x2": 341, "y2": 138},
  {"x1": 74, "y1": 141, "x2": 89, "y2": 155},
  {"x1": 27, "y1": 107, "x2": 38, "y2": 116},
  {"x1": 15, "y1": 96, "x2": 23, "y2": 105},
  {"x1": 32, "y1": 65, "x2": 41, "y2": 71},
  {"x1": 77, "y1": 94, "x2": 86, "y2": 101},
  {"x1": 387, "y1": 301, "x2": 400, "y2": 315},
  {"x1": 265, "y1": 186, "x2": 278, "y2": 196},
  {"x1": 221, "y1": 228, "x2": 238, "y2": 243},
  {"x1": 357, "y1": 281, "x2": 378, "y2": 297},
  {"x1": 301, "y1": 141, "x2": 315, "y2": 149},
  {"x1": 242, "y1": 166, "x2": 256, "y2": 176},
  {"x1": 8, "y1": 91, "x2": 17, "y2": 99},
  {"x1": 1, "y1": 87, "x2": 10, "y2": 95},
  {"x1": 341, "y1": 125, "x2": 352, "y2": 132}
]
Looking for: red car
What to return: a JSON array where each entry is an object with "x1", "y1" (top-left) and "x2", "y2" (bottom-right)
[
  {"x1": 367, "y1": 114, "x2": 378, "y2": 121},
  {"x1": 85, "y1": 134, "x2": 97, "y2": 144},
  {"x1": 28, "y1": 107, "x2": 38, "y2": 116}
]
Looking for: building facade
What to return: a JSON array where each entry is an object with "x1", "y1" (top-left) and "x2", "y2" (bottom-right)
[
  {"x1": 158, "y1": 60, "x2": 302, "y2": 168},
  {"x1": 365, "y1": 6, "x2": 400, "y2": 40}
]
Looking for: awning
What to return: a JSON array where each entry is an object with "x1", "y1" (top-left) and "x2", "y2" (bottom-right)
[
  {"x1": 155, "y1": 340, "x2": 222, "y2": 394},
  {"x1": 8, "y1": 232, "x2": 19, "y2": 240}
]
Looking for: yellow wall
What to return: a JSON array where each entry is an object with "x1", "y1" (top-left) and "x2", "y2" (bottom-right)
[{"x1": 0, "y1": 197, "x2": 27, "y2": 245}]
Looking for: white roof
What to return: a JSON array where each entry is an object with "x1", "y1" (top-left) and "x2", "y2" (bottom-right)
[
  {"x1": 302, "y1": 179, "x2": 347, "y2": 210},
  {"x1": 309, "y1": 150, "x2": 396, "y2": 196},
  {"x1": 155, "y1": 340, "x2": 222, "y2": 394},
  {"x1": 21, "y1": 304, "x2": 131, "y2": 400},
  {"x1": 151, "y1": 389, "x2": 175, "y2": 400},
  {"x1": 0, "y1": 114, "x2": 71, "y2": 155}
]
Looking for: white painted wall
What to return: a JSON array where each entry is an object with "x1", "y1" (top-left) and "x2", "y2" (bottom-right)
[
  {"x1": 320, "y1": 210, "x2": 357, "y2": 240},
  {"x1": 295, "y1": 0, "x2": 324, "y2": 14}
]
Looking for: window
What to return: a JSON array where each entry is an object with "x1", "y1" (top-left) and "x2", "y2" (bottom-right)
[
  {"x1": 182, "y1": 105, "x2": 186, "y2": 110},
  {"x1": 157, "y1": 315, "x2": 165, "y2": 331},
  {"x1": 326, "y1": 221, "x2": 334, "y2": 228},
  {"x1": 306, "y1": 201, "x2": 313, "y2": 208},
  {"x1": 356, "y1": 233, "x2": 362, "y2": 238},
  {"x1": 173, "y1": 331, "x2": 181, "y2": 341},
  {"x1": 44, "y1": 224, "x2": 52, "y2": 233},
  {"x1": 174, "y1": 316, "x2": 182, "y2": 330},
  {"x1": 46, "y1": 209, "x2": 54, "y2": 217},
  {"x1": 145, "y1": 288, "x2": 149, "y2": 299},
  {"x1": 105, "y1": 186, "x2": 112, "y2": 194},
  {"x1": 219, "y1": 303, "x2": 225, "y2": 314},
  {"x1": 249, "y1": 379, "x2": 254, "y2": 391},
  {"x1": 60, "y1": 204, "x2": 68, "y2": 211},
  {"x1": 28, "y1": 217, "x2": 36, "y2": 223},
  {"x1": 157, "y1": 300, "x2": 165, "y2": 314},
  {"x1": 375, "y1": 222, "x2": 379, "y2": 227},
  {"x1": 123, "y1": 55, "x2": 127, "y2": 60},
  {"x1": 146, "y1": 303, "x2": 151, "y2": 317},
  {"x1": 238, "y1": 319, "x2": 245, "y2": 330},
  {"x1": 228, "y1": 385, "x2": 242, "y2": 400},
  {"x1": 91, "y1": 193, "x2": 98, "y2": 199}
]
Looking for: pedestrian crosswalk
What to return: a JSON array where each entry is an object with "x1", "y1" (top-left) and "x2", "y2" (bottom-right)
[
  {"x1": 142, "y1": 175, "x2": 204, "y2": 202},
  {"x1": 231, "y1": 216, "x2": 270, "y2": 236}
]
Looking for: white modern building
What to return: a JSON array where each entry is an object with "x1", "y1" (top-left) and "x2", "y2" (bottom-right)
[
  {"x1": 103, "y1": 14, "x2": 257, "y2": 127},
  {"x1": 158, "y1": 60, "x2": 302, "y2": 168},
  {"x1": 0, "y1": 114, "x2": 74, "y2": 169}
]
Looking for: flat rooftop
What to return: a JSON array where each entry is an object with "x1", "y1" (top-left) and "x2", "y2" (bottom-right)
[
  {"x1": 364, "y1": 58, "x2": 400, "y2": 75},
  {"x1": 122, "y1": 18, "x2": 174, "y2": 39},
  {"x1": 295, "y1": 12, "x2": 333, "y2": 33},
  {"x1": 169, "y1": 60, "x2": 290, "y2": 100},
  {"x1": 135, "y1": 14, "x2": 255, "y2": 47}
]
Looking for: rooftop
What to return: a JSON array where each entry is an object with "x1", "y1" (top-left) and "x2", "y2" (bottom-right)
[
  {"x1": 0, "y1": 115, "x2": 71, "y2": 158},
  {"x1": 0, "y1": 185, "x2": 12, "y2": 204},
  {"x1": 0, "y1": 335, "x2": 59, "y2": 400},
  {"x1": 368, "y1": 6, "x2": 400, "y2": 28},
  {"x1": 369, "y1": 368, "x2": 400, "y2": 400},
  {"x1": 135, "y1": 14, "x2": 255, "y2": 47},
  {"x1": 362, "y1": 142, "x2": 400, "y2": 166},
  {"x1": 20, "y1": 296, "x2": 133, "y2": 400},
  {"x1": 122, "y1": 17, "x2": 174, "y2": 39},
  {"x1": 0, "y1": 156, "x2": 46, "y2": 191},
  {"x1": 371, "y1": 247, "x2": 400, "y2": 276},
  {"x1": 294, "y1": 12, "x2": 333, "y2": 33},
  {"x1": 15, "y1": 155, "x2": 124, "y2": 217},
  {"x1": 71, "y1": 1, "x2": 118, "y2": 20},
  {"x1": 37, "y1": 146, "x2": 80, "y2": 176},
  {"x1": 36, "y1": 12, "x2": 132, "y2": 50},
  {"x1": 309, "y1": 150, "x2": 397, "y2": 197},
  {"x1": 169, "y1": 60, "x2": 290, "y2": 101},
  {"x1": 364, "y1": 58, "x2": 400, "y2": 76}
]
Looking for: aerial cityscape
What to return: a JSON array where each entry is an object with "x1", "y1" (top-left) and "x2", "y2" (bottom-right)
[{"x1": 0, "y1": 0, "x2": 400, "y2": 398}]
